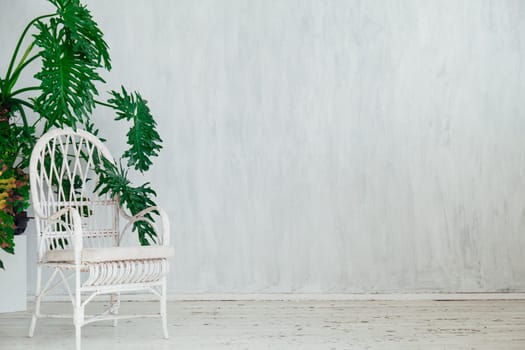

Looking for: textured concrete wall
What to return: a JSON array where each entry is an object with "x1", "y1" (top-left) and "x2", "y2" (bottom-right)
[{"x1": 2, "y1": 0, "x2": 525, "y2": 293}]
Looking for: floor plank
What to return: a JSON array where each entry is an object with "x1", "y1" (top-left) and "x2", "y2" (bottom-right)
[{"x1": 0, "y1": 300, "x2": 524, "y2": 349}]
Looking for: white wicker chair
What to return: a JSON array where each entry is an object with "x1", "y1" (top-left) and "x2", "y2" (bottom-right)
[{"x1": 27, "y1": 128, "x2": 173, "y2": 350}]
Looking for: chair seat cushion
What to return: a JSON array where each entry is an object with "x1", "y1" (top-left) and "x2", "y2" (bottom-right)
[{"x1": 45, "y1": 246, "x2": 174, "y2": 263}]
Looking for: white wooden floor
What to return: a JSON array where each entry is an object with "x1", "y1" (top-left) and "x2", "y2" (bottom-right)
[{"x1": 0, "y1": 299, "x2": 524, "y2": 349}]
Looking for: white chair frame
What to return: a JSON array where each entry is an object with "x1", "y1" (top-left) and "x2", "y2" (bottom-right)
[{"x1": 27, "y1": 128, "x2": 172, "y2": 350}]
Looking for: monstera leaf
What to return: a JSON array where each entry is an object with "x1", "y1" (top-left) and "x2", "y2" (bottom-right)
[
  {"x1": 94, "y1": 157, "x2": 159, "y2": 245},
  {"x1": 108, "y1": 87, "x2": 163, "y2": 172},
  {"x1": 32, "y1": 0, "x2": 110, "y2": 130},
  {"x1": 54, "y1": 0, "x2": 111, "y2": 69}
]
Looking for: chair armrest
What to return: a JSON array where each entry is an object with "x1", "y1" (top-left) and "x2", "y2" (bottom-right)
[
  {"x1": 36, "y1": 207, "x2": 84, "y2": 264},
  {"x1": 119, "y1": 206, "x2": 170, "y2": 246}
]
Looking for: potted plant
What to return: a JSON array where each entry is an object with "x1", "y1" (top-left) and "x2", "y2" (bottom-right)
[
  {"x1": 0, "y1": 164, "x2": 30, "y2": 269},
  {"x1": 0, "y1": 0, "x2": 163, "y2": 269}
]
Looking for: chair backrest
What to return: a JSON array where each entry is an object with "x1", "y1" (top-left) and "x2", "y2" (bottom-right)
[{"x1": 30, "y1": 128, "x2": 119, "y2": 255}]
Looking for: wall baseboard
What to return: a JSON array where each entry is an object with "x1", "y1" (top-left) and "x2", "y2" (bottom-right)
[
  {"x1": 28, "y1": 292, "x2": 525, "y2": 303},
  {"x1": 166, "y1": 293, "x2": 525, "y2": 301}
]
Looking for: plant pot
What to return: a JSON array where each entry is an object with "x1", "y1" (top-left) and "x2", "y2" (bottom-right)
[{"x1": 14, "y1": 211, "x2": 29, "y2": 235}]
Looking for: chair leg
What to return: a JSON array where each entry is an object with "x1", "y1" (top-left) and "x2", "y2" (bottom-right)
[
  {"x1": 161, "y1": 277, "x2": 168, "y2": 339},
  {"x1": 110, "y1": 293, "x2": 120, "y2": 327},
  {"x1": 74, "y1": 267, "x2": 82, "y2": 350},
  {"x1": 28, "y1": 265, "x2": 43, "y2": 337},
  {"x1": 75, "y1": 322, "x2": 81, "y2": 350}
]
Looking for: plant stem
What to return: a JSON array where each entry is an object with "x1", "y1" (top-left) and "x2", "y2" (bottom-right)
[
  {"x1": 10, "y1": 98, "x2": 34, "y2": 111},
  {"x1": 10, "y1": 103, "x2": 29, "y2": 129},
  {"x1": 10, "y1": 86, "x2": 40, "y2": 97},
  {"x1": 16, "y1": 42, "x2": 36, "y2": 71},
  {"x1": 31, "y1": 115, "x2": 43, "y2": 128},
  {"x1": 95, "y1": 100, "x2": 115, "y2": 109},
  {"x1": 7, "y1": 52, "x2": 39, "y2": 94},
  {"x1": 4, "y1": 13, "x2": 55, "y2": 85}
]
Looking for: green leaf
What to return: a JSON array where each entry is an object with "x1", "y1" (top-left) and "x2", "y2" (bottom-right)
[
  {"x1": 32, "y1": 0, "x2": 111, "y2": 131},
  {"x1": 94, "y1": 156, "x2": 159, "y2": 245},
  {"x1": 33, "y1": 18, "x2": 104, "y2": 130},
  {"x1": 108, "y1": 87, "x2": 162, "y2": 172},
  {"x1": 0, "y1": 210, "x2": 15, "y2": 256},
  {"x1": 51, "y1": 0, "x2": 111, "y2": 70}
]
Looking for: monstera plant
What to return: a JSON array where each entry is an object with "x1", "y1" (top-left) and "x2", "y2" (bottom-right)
[{"x1": 0, "y1": 0, "x2": 162, "y2": 269}]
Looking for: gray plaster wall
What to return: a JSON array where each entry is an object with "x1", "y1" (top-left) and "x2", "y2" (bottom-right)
[{"x1": 1, "y1": 0, "x2": 525, "y2": 293}]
